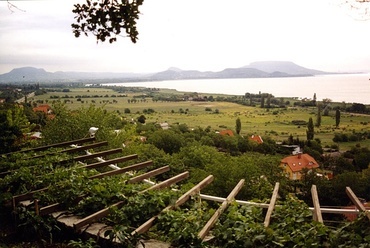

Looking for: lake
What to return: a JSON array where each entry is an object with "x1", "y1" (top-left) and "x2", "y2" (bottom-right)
[{"x1": 104, "y1": 73, "x2": 370, "y2": 104}]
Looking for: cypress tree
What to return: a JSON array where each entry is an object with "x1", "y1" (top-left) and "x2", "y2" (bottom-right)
[
  {"x1": 236, "y1": 117, "x2": 241, "y2": 135},
  {"x1": 306, "y1": 117, "x2": 314, "y2": 140},
  {"x1": 335, "y1": 109, "x2": 341, "y2": 128}
]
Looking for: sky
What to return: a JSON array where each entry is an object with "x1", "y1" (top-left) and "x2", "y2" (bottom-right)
[{"x1": 1, "y1": 0, "x2": 370, "y2": 74}]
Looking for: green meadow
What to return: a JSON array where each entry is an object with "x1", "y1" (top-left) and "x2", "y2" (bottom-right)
[{"x1": 31, "y1": 87, "x2": 370, "y2": 151}]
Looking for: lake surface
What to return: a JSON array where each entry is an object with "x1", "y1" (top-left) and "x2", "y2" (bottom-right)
[{"x1": 105, "y1": 73, "x2": 370, "y2": 104}]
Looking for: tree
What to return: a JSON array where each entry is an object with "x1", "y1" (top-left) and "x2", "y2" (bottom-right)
[
  {"x1": 260, "y1": 95, "x2": 265, "y2": 108},
  {"x1": 306, "y1": 117, "x2": 314, "y2": 141},
  {"x1": 335, "y1": 109, "x2": 341, "y2": 128},
  {"x1": 313, "y1": 93, "x2": 317, "y2": 105},
  {"x1": 315, "y1": 104, "x2": 322, "y2": 127},
  {"x1": 137, "y1": 114, "x2": 146, "y2": 124},
  {"x1": 235, "y1": 117, "x2": 241, "y2": 135},
  {"x1": 71, "y1": 0, "x2": 144, "y2": 43},
  {"x1": 266, "y1": 94, "x2": 271, "y2": 108}
]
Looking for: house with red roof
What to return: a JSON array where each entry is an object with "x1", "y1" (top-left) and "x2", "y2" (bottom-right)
[
  {"x1": 33, "y1": 104, "x2": 55, "y2": 119},
  {"x1": 249, "y1": 134, "x2": 263, "y2": 144},
  {"x1": 219, "y1": 129, "x2": 234, "y2": 136},
  {"x1": 280, "y1": 153, "x2": 319, "y2": 180}
]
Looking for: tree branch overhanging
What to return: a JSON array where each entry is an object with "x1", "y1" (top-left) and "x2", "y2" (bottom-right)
[{"x1": 71, "y1": 0, "x2": 144, "y2": 43}]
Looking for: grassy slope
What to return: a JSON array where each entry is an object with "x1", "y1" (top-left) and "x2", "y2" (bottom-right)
[{"x1": 32, "y1": 87, "x2": 370, "y2": 151}]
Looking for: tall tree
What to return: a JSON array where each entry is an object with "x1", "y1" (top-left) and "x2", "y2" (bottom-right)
[
  {"x1": 315, "y1": 104, "x2": 322, "y2": 127},
  {"x1": 260, "y1": 95, "x2": 265, "y2": 108},
  {"x1": 306, "y1": 117, "x2": 314, "y2": 141},
  {"x1": 266, "y1": 94, "x2": 271, "y2": 108},
  {"x1": 235, "y1": 117, "x2": 241, "y2": 135},
  {"x1": 335, "y1": 109, "x2": 341, "y2": 128},
  {"x1": 313, "y1": 93, "x2": 317, "y2": 105}
]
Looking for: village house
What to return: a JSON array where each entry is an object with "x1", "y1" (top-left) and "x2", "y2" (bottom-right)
[
  {"x1": 249, "y1": 134, "x2": 263, "y2": 144},
  {"x1": 218, "y1": 129, "x2": 234, "y2": 136},
  {"x1": 280, "y1": 153, "x2": 319, "y2": 180},
  {"x1": 33, "y1": 104, "x2": 55, "y2": 119}
]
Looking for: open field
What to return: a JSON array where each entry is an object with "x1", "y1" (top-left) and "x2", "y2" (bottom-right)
[{"x1": 30, "y1": 87, "x2": 370, "y2": 151}]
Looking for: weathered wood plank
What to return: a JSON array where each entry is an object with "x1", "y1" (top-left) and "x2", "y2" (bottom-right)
[
  {"x1": 346, "y1": 186, "x2": 370, "y2": 221},
  {"x1": 56, "y1": 148, "x2": 123, "y2": 165},
  {"x1": 311, "y1": 185, "x2": 323, "y2": 223},
  {"x1": 198, "y1": 179, "x2": 245, "y2": 240},
  {"x1": 80, "y1": 154, "x2": 138, "y2": 170},
  {"x1": 89, "y1": 160, "x2": 152, "y2": 179},
  {"x1": 3, "y1": 137, "x2": 96, "y2": 156},
  {"x1": 132, "y1": 175, "x2": 214, "y2": 235},
  {"x1": 12, "y1": 187, "x2": 48, "y2": 210},
  {"x1": 31, "y1": 141, "x2": 109, "y2": 159},
  {"x1": 73, "y1": 201, "x2": 125, "y2": 231},
  {"x1": 141, "y1": 171, "x2": 189, "y2": 193},
  {"x1": 263, "y1": 182, "x2": 280, "y2": 227},
  {"x1": 128, "y1": 166, "x2": 170, "y2": 184},
  {"x1": 73, "y1": 171, "x2": 190, "y2": 231}
]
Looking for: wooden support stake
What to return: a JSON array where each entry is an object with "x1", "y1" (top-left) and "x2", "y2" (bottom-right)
[
  {"x1": 81, "y1": 154, "x2": 138, "y2": 170},
  {"x1": 89, "y1": 160, "x2": 152, "y2": 179},
  {"x1": 346, "y1": 186, "x2": 370, "y2": 221},
  {"x1": 128, "y1": 166, "x2": 170, "y2": 184},
  {"x1": 263, "y1": 182, "x2": 279, "y2": 227},
  {"x1": 198, "y1": 179, "x2": 245, "y2": 241},
  {"x1": 311, "y1": 185, "x2": 323, "y2": 223},
  {"x1": 132, "y1": 175, "x2": 214, "y2": 235}
]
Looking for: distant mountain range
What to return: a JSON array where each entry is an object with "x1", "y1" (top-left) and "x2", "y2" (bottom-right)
[{"x1": 0, "y1": 61, "x2": 333, "y2": 84}]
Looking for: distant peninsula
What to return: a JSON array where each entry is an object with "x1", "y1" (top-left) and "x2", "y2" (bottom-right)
[{"x1": 0, "y1": 61, "x2": 335, "y2": 84}]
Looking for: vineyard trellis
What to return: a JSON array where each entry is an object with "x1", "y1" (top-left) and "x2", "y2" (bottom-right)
[{"x1": 1, "y1": 138, "x2": 369, "y2": 247}]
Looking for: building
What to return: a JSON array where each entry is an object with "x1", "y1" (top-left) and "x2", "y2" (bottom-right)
[
  {"x1": 280, "y1": 153, "x2": 319, "y2": 180},
  {"x1": 219, "y1": 129, "x2": 234, "y2": 136},
  {"x1": 249, "y1": 134, "x2": 263, "y2": 144}
]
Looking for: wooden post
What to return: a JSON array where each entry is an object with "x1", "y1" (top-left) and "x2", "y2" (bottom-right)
[
  {"x1": 311, "y1": 185, "x2": 323, "y2": 223},
  {"x1": 264, "y1": 182, "x2": 279, "y2": 227},
  {"x1": 198, "y1": 179, "x2": 245, "y2": 240},
  {"x1": 346, "y1": 186, "x2": 370, "y2": 221},
  {"x1": 132, "y1": 175, "x2": 214, "y2": 235}
]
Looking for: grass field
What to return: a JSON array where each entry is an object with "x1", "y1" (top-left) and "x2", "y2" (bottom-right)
[{"x1": 31, "y1": 87, "x2": 370, "y2": 151}]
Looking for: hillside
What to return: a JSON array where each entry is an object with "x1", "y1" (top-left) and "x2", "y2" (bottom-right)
[{"x1": 0, "y1": 61, "x2": 332, "y2": 83}]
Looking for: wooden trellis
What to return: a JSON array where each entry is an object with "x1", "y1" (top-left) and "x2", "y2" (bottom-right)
[{"x1": 6, "y1": 139, "x2": 370, "y2": 247}]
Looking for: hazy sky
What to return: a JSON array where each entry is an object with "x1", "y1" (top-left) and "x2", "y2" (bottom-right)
[{"x1": 1, "y1": 0, "x2": 370, "y2": 74}]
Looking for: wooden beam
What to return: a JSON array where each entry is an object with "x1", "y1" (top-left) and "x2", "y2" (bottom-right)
[
  {"x1": 3, "y1": 137, "x2": 96, "y2": 156},
  {"x1": 140, "y1": 171, "x2": 189, "y2": 193},
  {"x1": 74, "y1": 171, "x2": 190, "y2": 231},
  {"x1": 80, "y1": 154, "x2": 138, "y2": 170},
  {"x1": 73, "y1": 201, "x2": 125, "y2": 231},
  {"x1": 31, "y1": 141, "x2": 109, "y2": 159},
  {"x1": 311, "y1": 185, "x2": 323, "y2": 223},
  {"x1": 346, "y1": 186, "x2": 370, "y2": 221},
  {"x1": 56, "y1": 148, "x2": 122, "y2": 165},
  {"x1": 132, "y1": 175, "x2": 214, "y2": 235},
  {"x1": 89, "y1": 160, "x2": 153, "y2": 179},
  {"x1": 12, "y1": 187, "x2": 48, "y2": 210},
  {"x1": 127, "y1": 166, "x2": 170, "y2": 184},
  {"x1": 263, "y1": 182, "x2": 280, "y2": 227},
  {"x1": 198, "y1": 179, "x2": 245, "y2": 240}
]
